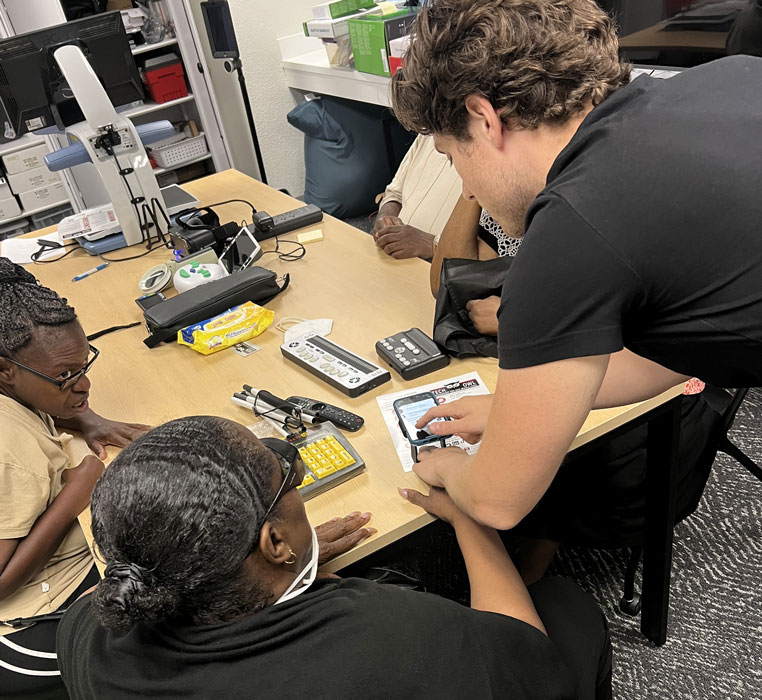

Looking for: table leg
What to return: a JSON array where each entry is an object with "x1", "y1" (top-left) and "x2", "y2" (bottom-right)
[{"x1": 640, "y1": 396, "x2": 682, "y2": 646}]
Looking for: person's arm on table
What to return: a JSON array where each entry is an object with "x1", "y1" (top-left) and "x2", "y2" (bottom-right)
[
  {"x1": 430, "y1": 197, "x2": 482, "y2": 296},
  {"x1": 399, "y1": 485, "x2": 545, "y2": 633},
  {"x1": 55, "y1": 408, "x2": 150, "y2": 459},
  {"x1": 415, "y1": 355, "x2": 609, "y2": 529},
  {"x1": 0, "y1": 456, "x2": 103, "y2": 602}
]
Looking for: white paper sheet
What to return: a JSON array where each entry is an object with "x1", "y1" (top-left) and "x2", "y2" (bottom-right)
[
  {"x1": 1, "y1": 232, "x2": 63, "y2": 264},
  {"x1": 376, "y1": 371, "x2": 491, "y2": 472}
]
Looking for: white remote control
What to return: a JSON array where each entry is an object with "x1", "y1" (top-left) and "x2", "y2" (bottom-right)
[{"x1": 281, "y1": 333, "x2": 390, "y2": 397}]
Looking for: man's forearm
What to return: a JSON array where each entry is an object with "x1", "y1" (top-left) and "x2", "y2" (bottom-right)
[{"x1": 439, "y1": 357, "x2": 609, "y2": 529}]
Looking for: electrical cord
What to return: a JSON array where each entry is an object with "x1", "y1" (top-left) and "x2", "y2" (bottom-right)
[
  {"x1": 31, "y1": 241, "x2": 80, "y2": 263},
  {"x1": 260, "y1": 236, "x2": 306, "y2": 262}
]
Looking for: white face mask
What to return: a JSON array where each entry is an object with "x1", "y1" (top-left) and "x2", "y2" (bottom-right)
[{"x1": 274, "y1": 525, "x2": 319, "y2": 605}]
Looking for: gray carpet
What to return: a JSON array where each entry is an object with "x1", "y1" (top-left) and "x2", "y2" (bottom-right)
[{"x1": 550, "y1": 388, "x2": 762, "y2": 699}]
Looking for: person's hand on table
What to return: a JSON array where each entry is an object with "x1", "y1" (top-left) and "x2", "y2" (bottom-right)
[
  {"x1": 415, "y1": 394, "x2": 494, "y2": 445},
  {"x1": 372, "y1": 214, "x2": 403, "y2": 235},
  {"x1": 398, "y1": 484, "x2": 467, "y2": 527},
  {"x1": 466, "y1": 296, "x2": 501, "y2": 336},
  {"x1": 374, "y1": 223, "x2": 435, "y2": 260},
  {"x1": 316, "y1": 511, "x2": 376, "y2": 565},
  {"x1": 80, "y1": 416, "x2": 152, "y2": 460}
]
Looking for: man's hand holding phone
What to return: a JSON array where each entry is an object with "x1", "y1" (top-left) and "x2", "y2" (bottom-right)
[
  {"x1": 415, "y1": 394, "x2": 494, "y2": 445},
  {"x1": 393, "y1": 392, "x2": 453, "y2": 447}
]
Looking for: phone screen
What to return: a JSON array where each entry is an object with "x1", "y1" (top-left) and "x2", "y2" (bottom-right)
[
  {"x1": 219, "y1": 226, "x2": 262, "y2": 272},
  {"x1": 394, "y1": 394, "x2": 450, "y2": 445}
]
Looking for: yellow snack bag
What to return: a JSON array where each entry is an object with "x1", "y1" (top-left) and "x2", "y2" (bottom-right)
[{"x1": 177, "y1": 301, "x2": 274, "y2": 355}]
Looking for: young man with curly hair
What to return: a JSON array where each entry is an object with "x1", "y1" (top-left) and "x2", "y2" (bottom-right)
[{"x1": 390, "y1": 0, "x2": 762, "y2": 528}]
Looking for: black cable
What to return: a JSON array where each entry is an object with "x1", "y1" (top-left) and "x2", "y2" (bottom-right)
[
  {"x1": 179, "y1": 199, "x2": 258, "y2": 223},
  {"x1": 259, "y1": 236, "x2": 306, "y2": 262},
  {"x1": 31, "y1": 241, "x2": 80, "y2": 264}
]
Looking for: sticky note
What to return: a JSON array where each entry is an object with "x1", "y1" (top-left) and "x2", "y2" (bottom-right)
[{"x1": 297, "y1": 229, "x2": 324, "y2": 244}]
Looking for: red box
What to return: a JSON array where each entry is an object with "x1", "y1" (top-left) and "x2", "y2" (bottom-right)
[{"x1": 143, "y1": 58, "x2": 188, "y2": 104}]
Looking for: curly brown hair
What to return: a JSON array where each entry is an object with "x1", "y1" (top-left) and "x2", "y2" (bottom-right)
[{"x1": 391, "y1": 0, "x2": 631, "y2": 138}]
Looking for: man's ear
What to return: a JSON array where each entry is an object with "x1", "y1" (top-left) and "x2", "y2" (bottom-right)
[
  {"x1": 258, "y1": 521, "x2": 293, "y2": 566},
  {"x1": 0, "y1": 357, "x2": 16, "y2": 384},
  {"x1": 464, "y1": 94, "x2": 506, "y2": 150}
]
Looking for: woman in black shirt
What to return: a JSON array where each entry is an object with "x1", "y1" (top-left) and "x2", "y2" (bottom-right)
[{"x1": 57, "y1": 416, "x2": 612, "y2": 700}]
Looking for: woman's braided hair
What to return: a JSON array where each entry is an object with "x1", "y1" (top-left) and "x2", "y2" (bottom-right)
[{"x1": 0, "y1": 256, "x2": 77, "y2": 358}]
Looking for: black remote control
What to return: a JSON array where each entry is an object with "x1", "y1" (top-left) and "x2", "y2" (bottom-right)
[{"x1": 286, "y1": 396, "x2": 364, "y2": 432}]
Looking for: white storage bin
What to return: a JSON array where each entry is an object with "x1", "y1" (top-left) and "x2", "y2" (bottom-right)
[{"x1": 150, "y1": 132, "x2": 208, "y2": 169}]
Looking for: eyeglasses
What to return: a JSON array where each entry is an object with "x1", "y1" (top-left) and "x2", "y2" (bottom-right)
[
  {"x1": 259, "y1": 437, "x2": 305, "y2": 524},
  {"x1": 4, "y1": 344, "x2": 100, "y2": 391}
]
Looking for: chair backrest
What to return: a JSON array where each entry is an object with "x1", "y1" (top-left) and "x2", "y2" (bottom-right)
[{"x1": 700, "y1": 385, "x2": 750, "y2": 434}]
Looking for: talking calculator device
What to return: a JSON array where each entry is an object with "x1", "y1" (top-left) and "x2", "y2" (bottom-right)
[
  {"x1": 288, "y1": 422, "x2": 365, "y2": 500},
  {"x1": 376, "y1": 328, "x2": 450, "y2": 380},
  {"x1": 281, "y1": 333, "x2": 391, "y2": 397},
  {"x1": 286, "y1": 396, "x2": 364, "y2": 432}
]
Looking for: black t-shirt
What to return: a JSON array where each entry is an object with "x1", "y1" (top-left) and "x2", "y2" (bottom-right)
[
  {"x1": 498, "y1": 56, "x2": 762, "y2": 387},
  {"x1": 57, "y1": 577, "x2": 577, "y2": 699}
]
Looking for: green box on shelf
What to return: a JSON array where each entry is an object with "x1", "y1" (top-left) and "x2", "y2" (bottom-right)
[
  {"x1": 348, "y1": 9, "x2": 417, "y2": 77},
  {"x1": 312, "y1": 0, "x2": 376, "y2": 21}
]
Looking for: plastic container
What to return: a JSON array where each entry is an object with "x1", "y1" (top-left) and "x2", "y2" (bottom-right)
[
  {"x1": 150, "y1": 132, "x2": 208, "y2": 169},
  {"x1": 143, "y1": 55, "x2": 188, "y2": 103}
]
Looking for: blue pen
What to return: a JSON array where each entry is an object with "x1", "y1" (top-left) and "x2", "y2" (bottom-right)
[{"x1": 72, "y1": 263, "x2": 109, "y2": 282}]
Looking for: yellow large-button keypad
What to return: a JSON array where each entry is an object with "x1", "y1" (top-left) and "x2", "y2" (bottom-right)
[
  {"x1": 287, "y1": 423, "x2": 365, "y2": 501},
  {"x1": 298, "y1": 436, "x2": 356, "y2": 480}
]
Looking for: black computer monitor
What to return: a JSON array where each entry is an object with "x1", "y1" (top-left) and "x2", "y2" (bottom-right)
[{"x1": 0, "y1": 11, "x2": 144, "y2": 143}]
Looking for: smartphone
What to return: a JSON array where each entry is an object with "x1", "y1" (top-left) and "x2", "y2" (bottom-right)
[
  {"x1": 393, "y1": 392, "x2": 452, "y2": 446},
  {"x1": 219, "y1": 226, "x2": 263, "y2": 272}
]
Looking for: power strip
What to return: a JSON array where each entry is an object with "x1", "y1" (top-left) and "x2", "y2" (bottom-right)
[{"x1": 249, "y1": 204, "x2": 323, "y2": 242}]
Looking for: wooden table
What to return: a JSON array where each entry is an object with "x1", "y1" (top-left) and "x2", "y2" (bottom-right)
[
  {"x1": 619, "y1": 21, "x2": 727, "y2": 53},
  {"x1": 26, "y1": 169, "x2": 683, "y2": 643}
]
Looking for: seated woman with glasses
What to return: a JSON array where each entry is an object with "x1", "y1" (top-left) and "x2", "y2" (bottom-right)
[
  {"x1": 0, "y1": 257, "x2": 151, "y2": 699},
  {"x1": 57, "y1": 415, "x2": 612, "y2": 700}
]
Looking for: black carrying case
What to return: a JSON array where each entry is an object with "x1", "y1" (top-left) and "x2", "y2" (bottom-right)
[{"x1": 143, "y1": 267, "x2": 289, "y2": 347}]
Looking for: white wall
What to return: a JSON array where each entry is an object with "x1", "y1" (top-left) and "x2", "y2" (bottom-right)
[{"x1": 228, "y1": 0, "x2": 313, "y2": 195}]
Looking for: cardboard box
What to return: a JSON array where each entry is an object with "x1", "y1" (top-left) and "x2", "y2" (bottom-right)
[
  {"x1": 303, "y1": 7, "x2": 379, "y2": 38},
  {"x1": 18, "y1": 181, "x2": 68, "y2": 211},
  {"x1": 348, "y1": 10, "x2": 417, "y2": 77},
  {"x1": 2, "y1": 142, "x2": 51, "y2": 175},
  {"x1": 7, "y1": 166, "x2": 61, "y2": 195},
  {"x1": 312, "y1": 0, "x2": 376, "y2": 21},
  {"x1": 0, "y1": 196, "x2": 21, "y2": 221},
  {"x1": 0, "y1": 177, "x2": 10, "y2": 200}
]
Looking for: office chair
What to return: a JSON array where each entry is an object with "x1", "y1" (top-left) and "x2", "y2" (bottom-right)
[{"x1": 620, "y1": 386, "x2": 759, "y2": 615}]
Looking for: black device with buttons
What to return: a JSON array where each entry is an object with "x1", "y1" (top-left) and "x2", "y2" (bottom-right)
[
  {"x1": 375, "y1": 328, "x2": 450, "y2": 380},
  {"x1": 286, "y1": 396, "x2": 364, "y2": 432}
]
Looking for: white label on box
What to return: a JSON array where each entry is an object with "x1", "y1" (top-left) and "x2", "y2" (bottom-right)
[
  {"x1": 19, "y1": 182, "x2": 67, "y2": 211},
  {"x1": 25, "y1": 117, "x2": 45, "y2": 131},
  {"x1": 380, "y1": 47, "x2": 389, "y2": 73}
]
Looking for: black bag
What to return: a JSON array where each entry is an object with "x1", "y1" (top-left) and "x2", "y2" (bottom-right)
[
  {"x1": 143, "y1": 266, "x2": 289, "y2": 347},
  {"x1": 432, "y1": 256, "x2": 513, "y2": 358}
]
